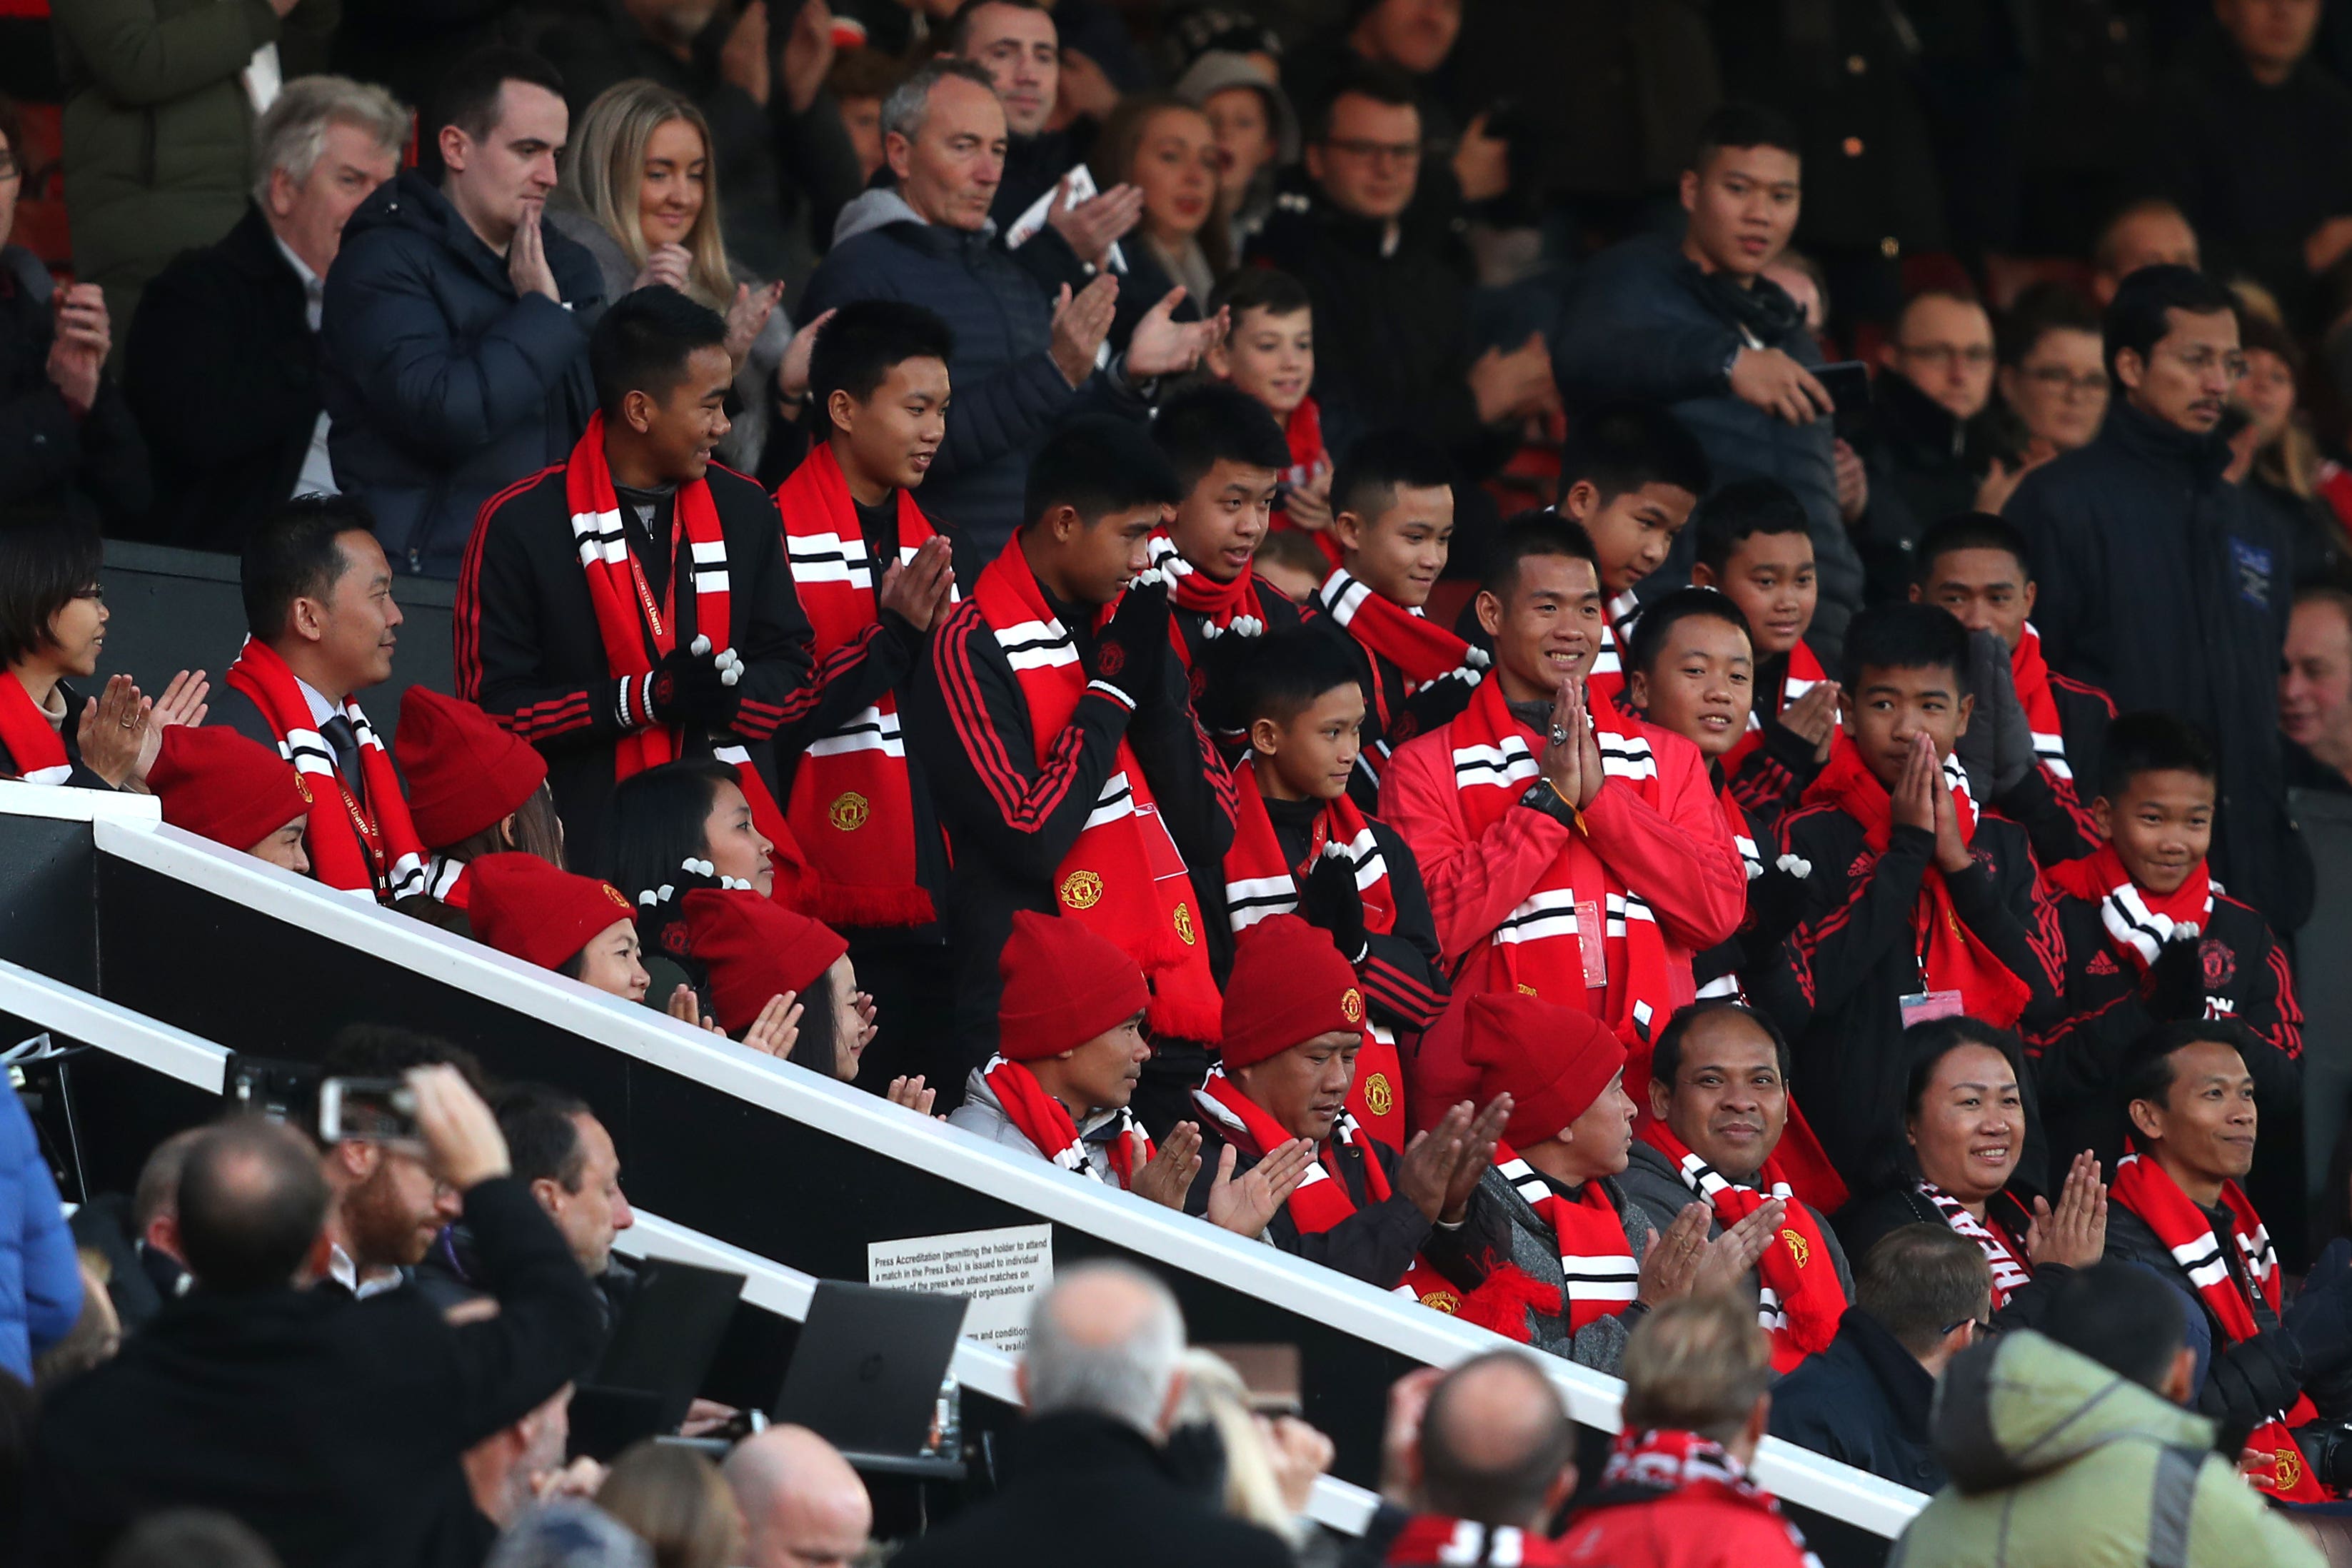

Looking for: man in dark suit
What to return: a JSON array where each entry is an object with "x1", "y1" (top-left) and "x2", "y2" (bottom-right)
[
  {"x1": 26, "y1": 1062, "x2": 606, "y2": 1568},
  {"x1": 889, "y1": 1262, "x2": 1294, "y2": 1568},
  {"x1": 125, "y1": 76, "x2": 406, "y2": 553}
]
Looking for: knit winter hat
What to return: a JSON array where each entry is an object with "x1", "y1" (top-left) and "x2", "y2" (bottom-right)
[
  {"x1": 681, "y1": 888, "x2": 849, "y2": 1035},
  {"x1": 1220, "y1": 913, "x2": 1363, "y2": 1069},
  {"x1": 996, "y1": 909, "x2": 1151, "y2": 1060},
  {"x1": 1459, "y1": 992, "x2": 1627, "y2": 1147},
  {"x1": 468, "y1": 853, "x2": 638, "y2": 973},
  {"x1": 396, "y1": 686, "x2": 548, "y2": 848},
  {"x1": 149, "y1": 725, "x2": 311, "y2": 853}
]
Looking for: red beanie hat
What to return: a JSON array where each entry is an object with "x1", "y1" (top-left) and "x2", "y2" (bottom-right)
[
  {"x1": 1220, "y1": 914, "x2": 1363, "y2": 1070},
  {"x1": 681, "y1": 888, "x2": 849, "y2": 1035},
  {"x1": 1459, "y1": 992, "x2": 1627, "y2": 1147},
  {"x1": 995, "y1": 909, "x2": 1150, "y2": 1060},
  {"x1": 468, "y1": 853, "x2": 638, "y2": 973},
  {"x1": 396, "y1": 687, "x2": 548, "y2": 848},
  {"x1": 149, "y1": 725, "x2": 311, "y2": 852}
]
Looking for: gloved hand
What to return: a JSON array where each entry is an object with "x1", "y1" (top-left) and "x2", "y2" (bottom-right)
[
  {"x1": 1298, "y1": 850, "x2": 1369, "y2": 963},
  {"x1": 1087, "y1": 578, "x2": 1170, "y2": 708},
  {"x1": 1957, "y1": 628, "x2": 2034, "y2": 798},
  {"x1": 2146, "y1": 936, "x2": 2207, "y2": 1021},
  {"x1": 648, "y1": 635, "x2": 743, "y2": 728}
]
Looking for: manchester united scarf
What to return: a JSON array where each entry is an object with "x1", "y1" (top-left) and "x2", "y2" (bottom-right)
[
  {"x1": 775, "y1": 442, "x2": 941, "y2": 928},
  {"x1": 224, "y1": 638, "x2": 427, "y2": 901},
  {"x1": 980, "y1": 1052, "x2": 1150, "y2": 1189},
  {"x1": 0, "y1": 674, "x2": 71, "y2": 784},
  {"x1": 1272, "y1": 398, "x2": 1340, "y2": 568},
  {"x1": 1493, "y1": 1142, "x2": 1639, "y2": 1331},
  {"x1": 2011, "y1": 622, "x2": 2071, "y2": 780},
  {"x1": 1723, "y1": 641, "x2": 1829, "y2": 775},
  {"x1": 1598, "y1": 1429, "x2": 1823, "y2": 1568},
  {"x1": 2045, "y1": 842, "x2": 2213, "y2": 977},
  {"x1": 564, "y1": 414, "x2": 804, "y2": 906},
  {"x1": 1583, "y1": 587, "x2": 1642, "y2": 709},
  {"x1": 1917, "y1": 1182, "x2": 2033, "y2": 1310},
  {"x1": 1315, "y1": 563, "x2": 1487, "y2": 785},
  {"x1": 1385, "y1": 1517, "x2": 1569, "y2": 1567},
  {"x1": 970, "y1": 540, "x2": 1223, "y2": 1040},
  {"x1": 1801, "y1": 737, "x2": 2033, "y2": 1026},
  {"x1": 1447, "y1": 675, "x2": 1676, "y2": 1046},
  {"x1": 2110, "y1": 1152, "x2": 2327, "y2": 1500},
  {"x1": 1146, "y1": 531, "x2": 1273, "y2": 648},
  {"x1": 1639, "y1": 1120, "x2": 1845, "y2": 1371}
]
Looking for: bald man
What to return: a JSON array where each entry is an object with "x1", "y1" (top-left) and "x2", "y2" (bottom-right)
[
  {"x1": 891, "y1": 1262, "x2": 1291, "y2": 1568},
  {"x1": 1382, "y1": 1352, "x2": 1579, "y2": 1566},
  {"x1": 724, "y1": 1424, "x2": 873, "y2": 1568}
]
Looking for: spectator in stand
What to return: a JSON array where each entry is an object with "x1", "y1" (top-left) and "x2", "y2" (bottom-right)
[
  {"x1": 1618, "y1": 1002, "x2": 1852, "y2": 1373},
  {"x1": 0, "y1": 507, "x2": 203, "y2": 790},
  {"x1": 323, "y1": 48, "x2": 605, "y2": 580},
  {"x1": 1561, "y1": 1293, "x2": 1821, "y2": 1568},
  {"x1": 1910, "y1": 513, "x2": 2112, "y2": 869},
  {"x1": 101, "y1": 1129, "x2": 203, "y2": 1326},
  {"x1": 2144, "y1": 0, "x2": 2352, "y2": 313},
  {"x1": 1752, "y1": 603, "x2": 2062, "y2": 1187},
  {"x1": 804, "y1": 60, "x2": 1215, "y2": 562},
  {"x1": 1248, "y1": 66, "x2": 1548, "y2": 478},
  {"x1": 313, "y1": 1027, "x2": 488, "y2": 1299},
  {"x1": 1377, "y1": 1350, "x2": 1579, "y2": 1567},
  {"x1": 126, "y1": 76, "x2": 403, "y2": 553},
  {"x1": 393, "y1": 685, "x2": 564, "y2": 910},
  {"x1": 1892, "y1": 1261, "x2": 2325, "y2": 1568},
  {"x1": 2285, "y1": 586, "x2": 2352, "y2": 791},
  {"x1": 908, "y1": 418, "x2": 1233, "y2": 1085},
  {"x1": 26, "y1": 1066, "x2": 606, "y2": 1568},
  {"x1": 830, "y1": 47, "x2": 895, "y2": 185},
  {"x1": 1088, "y1": 94, "x2": 1224, "y2": 352},
  {"x1": 147, "y1": 724, "x2": 313, "y2": 875},
  {"x1": 1204, "y1": 268, "x2": 1331, "y2": 552},
  {"x1": 2009, "y1": 265, "x2": 2309, "y2": 932},
  {"x1": 2087, "y1": 196, "x2": 2201, "y2": 306},
  {"x1": 546, "y1": 81, "x2": 812, "y2": 482},
  {"x1": 1994, "y1": 283, "x2": 2109, "y2": 471},
  {"x1": 1384, "y1": 518, "x2": 1743, "y2": 1069},
  {"x1": 1553, "y1": 104, "x2": 1861, "y2": 663},
  {"x1": 536, "y1": 0, "x2": 860, "y2": 287},
  {"x1": 1171, "y1": 1349, "x2": 1332, "y2": 1546},
  {"x1": 466, "y1": 853, "x2": 649, "y2": 1004},
  {"x1": 724, "y1": 1424, "x2": 873, "y2": 1568},
  {"x1": 2103, "y1": 1022, "x2": 2352, "y2": 1502},
  {"x1": 1835, "y1": 1018, "x2": 2105, "y2": 1333},
  {"x1": 456, "y1": 286, "x2": 815, "y2": 869},
  {"x1": 1849, "y1": 289, "x2": 2004, "y2": 603},
  {"x1": 1549, "y1": 399, "x2": 1711, "y2": 710},
  {"x1": 2231, "y1": 305, "x2": 2350, "y2": 587},
  {"x1": 0, "y1": 1074, "x2": 78, "y2": 1383},
  {"x1": 598, "y1": 1443, "x2": 737, "y2": 1568},
  {"x1": 1175, "y1": 51, "x2": 1297, "y2": 254},
  {"x1": 890, "y1": 1262, "x2": 1292, "y2": 1568},
  {"x1": 0, "y1": 100, "x2": 149, "y2": 530},
  {"x1": 49, "y1": 0, "x2": 336, "y2": 352},
  {"x1": 1689, "y1": 480, "x2": 1833, "y2": 828}
]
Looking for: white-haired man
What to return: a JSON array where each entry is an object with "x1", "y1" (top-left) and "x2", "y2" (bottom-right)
[
  {"x1": 889, "y1": 1262, "x2": 1293, "y2": 1568},
  {"x1": 125, "y1": 75, "x2": 407, "y2": 551}
]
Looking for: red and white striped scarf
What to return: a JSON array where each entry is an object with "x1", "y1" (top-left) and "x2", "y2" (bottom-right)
[
  {"x1": 1582, "y1": 587, "x2": 1642, "y2": 709},
  {"x1": 1146, "y1": 531, "x2": 1275, "y2": 652},
  {"x1": 2044, "y1": 843, "x2": 2213, "y2": 977},
  {"x1": 1446, "y1": 675, "x2": 1676, "y2": 1046},
  {"x1": 775, "y1": 442, "x2": 943, "y2": 928},
  {"x1": 970, "y1": 540, "x2": 1223, "y2": 1040},
  {"x1": 1598, "y1": 1429, "x2": 1823, "y2": 1568},
  {"x1": 2109, "y1": 1152, "x2": 2327, "y2": 1500},
  {"x1": 1722, "y1": 640, "x2": 1829, "y2": 775},
  {"x1": 980, "y1": 1053, "x2": 1150, "y2": 1189},
  {"x1": 1385, "y1": 1517, "x2": 1569, "y2": 1567},
  {"x1": 1315, "y1": 563, "x2": 1486, "y2": 786},
  {"x1": 1491, "y1": 1140, "x2": 1639, "y2": 1331},
  {"x1": 223, "y1": 638, "x2": 425, "y2": 901},
  {"x1": 2011, "y1": 622, "x2": 2071, "y2": 780},
  {"x1": 1639, "y1": 1120, "x2": 1845, "y2": 1372},
  {"x1": 1272, "y1": 398, "x2": 1340, "y2": 568},
  {"x1": 1222, "y1": 758, "x2": 1404, "y2": 1144},
  {"x1": 0, "y1": 674, "x2": 71, "y2": 784},
  {"x1": 1916, "y1": 1182, "x2": 2033, "y2": 1310}
]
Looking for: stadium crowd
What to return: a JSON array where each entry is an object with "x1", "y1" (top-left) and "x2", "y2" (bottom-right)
[{"x1": 12, "y1": 0, "x2": 2352, "y2": 1564}]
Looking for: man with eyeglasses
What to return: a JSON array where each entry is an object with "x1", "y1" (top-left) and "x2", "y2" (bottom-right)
[
  {"x1": 1847, "y1": 288, "x2": 2006, "y2": 602},
  {"x1": 314, "y1": 1027, "x2": 483, "y2": 1300},
  {"x1": 2009, "y1": 264, "x2": 2312, "y2": 933}
]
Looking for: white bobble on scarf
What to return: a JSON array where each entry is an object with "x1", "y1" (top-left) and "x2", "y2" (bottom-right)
[
  {"x1": 685, "y1": 858, "x2": 715, "y2": 878},
  {"x1": 1776, "y1": 853, "x2": 1814, "y2": 880},
  {"x1": 690, "y1": 635, "x2": 713, "y2": 656},
  {"x1": 1465, "y1": 646, "x2": 1492, "y2": 669},
  {"x1": 1234, "y1": 615, "x2": 1264, "y2": 638}
]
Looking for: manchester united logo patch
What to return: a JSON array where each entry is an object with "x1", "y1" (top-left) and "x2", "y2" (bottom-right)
[
  {"x1": 1173, "y1": 901, "x2": 1196, "y2": 945},
  {"x1": 1362, "y1": 1072, "x2": 1393, "y2": 1118},
  {"x1": 600, "y1": 883, "x2": 630, "y2": 909},
  {"x1": 1781, "y1": 1229, "x2": 1810, "y2": 1269},
  {"x1": 1419, "y1": 1290, "x2": 1461, "y2": 1313},
  {"x1": 293, "y1": 773, "x2": 313, "y2": 803},
  {"x1": 1098, "y1": 642, "x2": 1126, "y2": 678},
  {"x1": 2201, "y1": 938, "x2": 2236, "y2": 990},
  {"x1": 1060, "y1": 870, "x2": 1104, "y2": 910},
  {"x1": 2277, "y1": 1446, "x2": 2303, "y2": 1494},
  {"x1": 1340, "y1": 987, "x2": 1365, "y2": 1025},
  {"x1": 828, "y1": 790, "x2": 870, "y2": 833}
]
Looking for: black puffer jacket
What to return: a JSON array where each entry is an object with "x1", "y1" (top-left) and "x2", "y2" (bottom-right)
[{"x1": 321, "y1": 170, "x2": 605, "y2": 579}]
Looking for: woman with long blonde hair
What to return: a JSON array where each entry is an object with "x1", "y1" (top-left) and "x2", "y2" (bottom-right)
[{"x1": 551, "y1": 81, "x2": 825, "y2": 476}]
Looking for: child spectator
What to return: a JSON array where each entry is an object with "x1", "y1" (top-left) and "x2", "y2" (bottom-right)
[
  {"x1": 1205, "y1": 268, "x2": 1332, "y2": 558},
  {"x1": 394, "y1": 686, "x2": 564, "y2": 910},
  {"x1": 1552, "y1": 402, "x2": 1712, "y2": 709},
  {"x1": 1252, "y1": 531, "x2": 1330, "y2": 605},
  {"x1": 1688, "y1": 479, "x2": 1836, "y2": 823},
  {"x1": 466, "y1": 852, "x2": 649, "y2": 1005}
]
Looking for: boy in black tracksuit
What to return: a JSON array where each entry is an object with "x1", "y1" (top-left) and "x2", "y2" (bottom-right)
[
  {"x1": 1751, "y1": 603, "x2": 2065, "y2": 1189},
  {"x1": 2029, "y1": 712, "x2": 2302, "y2": 1177},
  {"x1": 453, "y1": 295, "x2": 815, "y2": 865}
]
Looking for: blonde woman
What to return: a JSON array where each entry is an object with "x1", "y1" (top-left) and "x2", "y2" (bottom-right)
[
  {"x1": 1089, "y1": 93, "x2": 1229, "y2": 351},
  {"x1": 551, "y1": 81, "x2": 825, "y2": 476},
  {"x1": 1172, "y1": 1350, "x2": 1335, "y2": 1555},
  {"x1": 596, "y1": 1439, "x2": 743, "y2": 1568}
]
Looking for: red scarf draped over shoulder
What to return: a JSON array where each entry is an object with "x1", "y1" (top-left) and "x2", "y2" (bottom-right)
[
  {"x1": 223, "y1": 638, "x2": 425, "y2": 900},
  {"x1": 1722, "y1": 641, "x2": 1829, "y2": 775},
  {"x1": 1146, "y1": 531, "x2": 1279, "y2": 658},
  {"x1": 2110, "y1": 1152, "x2": 2328, "y2": 1501},
  {"x1": 1801, "y1": 737, "x2": 2032, "y2": 1027},
  {"x1": 1917, "y1": 1183, "x2": 2033, "y2": 1310},
  {"x1": 2045, "y1": 842, "x2": 2213, "y2": 976},
  {"x1": 969, "y1": 540, "x2": 1222, "y2": 1040},
  {"x1": 1447, "y1": 675, "x2": 1677, "y2": 1049},
  {"x1": 775, "y1": 442, "x2": 942, "y2": 927},
  {"x1": 1270, "y1": 398, "x2": 1340, "y2": 568},
  {"x1": 0, "y1": 675, "x2": 70, "y2": 784},
  {"x1": 564, "y1": 413, "x2": 806, "y2": 907},
  {"x1": 1315, "y1": 565, "x2": 1487, "y2": 767},
  {"x1": 1490, "y1": 1141, "x2": 1639, "y2": 1331},
  {"x1": 980, "y1": 1053, "x2": 1150, "y2": 1187},
  {"x1": 1597, "y1": 1430, "x2": 1824, "y2": 1568},
  {"x1": 1583, "y1": 588, "x2": 1641, "y2": 710}
]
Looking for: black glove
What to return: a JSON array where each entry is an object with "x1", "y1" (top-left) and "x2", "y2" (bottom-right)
[
  {"x1": 647, "y1": 639, "x2": 739, "y2": 729},
  {"x1": 1298, "y1": 851, "x2": 1369, "y2": 963},
  {"x1": 2146, "y1": 937, "x2": 2207, "y2": 1021},
  {"x1": 1957, "y1": 628, "x2": 2034, "y2": 798},
  {"x1": 1088, "y1": 580, "x2": 1170, "y2": 708}
]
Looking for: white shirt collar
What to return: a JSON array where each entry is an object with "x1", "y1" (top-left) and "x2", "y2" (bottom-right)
[
  {"x1": 294, "y1": 675, "x2": 343, "y2": 728},
  {"x1": 326, "y1": 1243, "x2": 403, "y2": 1300},
  {"x1": 271, "y1": 229, "x2": 322, "y2": 294}
]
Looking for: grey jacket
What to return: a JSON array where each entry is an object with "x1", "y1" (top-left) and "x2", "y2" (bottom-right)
[
  {"x1": 947, "y1": 1067, "x2": 1127, "y2": 1190},
  {"x1": 1481, "y1": 1164, "x2": 1651, "y2": 1376},
  {"x1": 1617, "y1": 1138, "x2": 1855, "y2": 1305}
]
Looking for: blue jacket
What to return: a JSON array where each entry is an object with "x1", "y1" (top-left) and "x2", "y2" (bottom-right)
[
  {"x1": 1768, "y1": 1305, "x2": 1944, "y2": 1494},
  {"x1": 1552, "y1": 233, "x2": 1864, "y2": 660},
  {"x1": 0, "y1": 1077, "x2": 81, "y2": 1381},
  {"x1": 321, "y1": 170, "x2": 605, "y2": 579}
]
